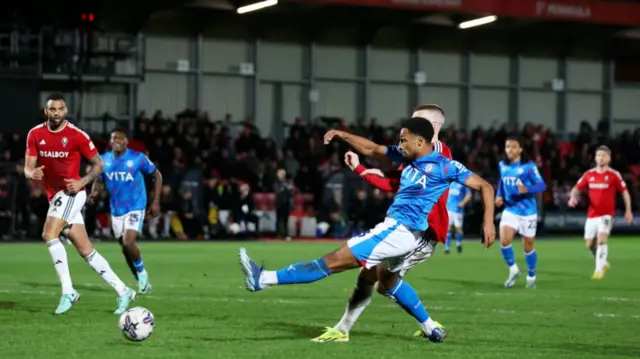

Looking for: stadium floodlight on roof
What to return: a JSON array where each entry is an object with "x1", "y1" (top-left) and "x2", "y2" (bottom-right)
[
  {"x1": 237, "y1": 0, "x2": 278, "y2": 14},
  {"x1": 458, "y1": 15, "x2": 498, "y2": 29}
]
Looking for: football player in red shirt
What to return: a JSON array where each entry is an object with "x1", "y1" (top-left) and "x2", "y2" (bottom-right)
[
  {"x1": 25, "y1": 93, "x2": 136, "y2": 314},
  {"x1": 313, "y1": 105, "x2": 465, "y2": 342},
  {"x1": 568, "y1": 145, "x2": 633, "y2": 279}
]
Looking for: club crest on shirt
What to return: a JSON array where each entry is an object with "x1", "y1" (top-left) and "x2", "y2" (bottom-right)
[
  {"x1": 517, "y1": 168, "x2": 524, "y2": 175},
  {"x1": 61, "y1": 137, "x2": 68, "y2": 147},
  {"x1": 126, "y1": 160, "x2": 134, "y2": 168},
  {"x1": 425, "y1": 164, "x2": 433, "y2": 172}
]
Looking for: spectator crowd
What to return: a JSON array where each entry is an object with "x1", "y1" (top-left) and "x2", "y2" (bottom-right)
[{"x1": 0, "y1": 109, "x2": 638, "y2": 240}]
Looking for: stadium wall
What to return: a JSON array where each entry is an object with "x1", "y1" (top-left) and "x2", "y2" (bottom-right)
[{"x1": 38, "y1": 22, "x2": 640, "y2": 137}]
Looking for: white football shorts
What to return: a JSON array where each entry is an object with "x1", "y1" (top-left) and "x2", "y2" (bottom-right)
[
  {"x1": 584, "y1": 215, "x2": 613, "y2": 240},
  {"x1": 111, "y1": 210, "x2": 146, "y2": 239},
  {"x1": 347, "y1": 217, "x2": 427, "y2": 273},
  {"x1": 499, "y1": 211, "x2": 537, "y2": 238},
  {"x1": 448, "y1": 211, "x2": 464, "y2": 229},
  {"x1": 47, "y1": 190, "x2": 86, "y2": 225}
]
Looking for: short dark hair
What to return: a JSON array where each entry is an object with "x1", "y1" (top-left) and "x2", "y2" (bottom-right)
[
  {"x1": 506, "y1": 135, "x2": 524, "y2": 147},
  {"x1": 414, "y1": 104, "x2": 445, "y2": 116},
  {"x1": 401, "y1": 117, "x2": 435, "y2": 143},
  {"x1": 46, "y1": 92, "x2": 66, "y2": 103},
  {"x1": 596, "y1": 145, "x2": 611, "y2": 154},
  {"x1": 111, "y1": 128, "x2": 128, "y2": 137}
]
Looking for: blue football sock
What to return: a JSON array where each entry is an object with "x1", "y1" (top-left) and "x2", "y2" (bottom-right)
[
  {"x1": 525, "y1": 249, "x2": 537, "y2": 277},
  {"x1": 386, "y1": 280, "x2": 429, "y2": 323},
  {"x1": 455, "y1": 232, "x2": 463, "y2": 246},
  {"x1": 445, "y1": 232, "x2": 452, "y2": 250},
  {"x1": 133, "y1": 258, "x2": 146, "y2": 274},
  {"x1": 275, "y1": 258, "x2": 331, "y2": 284},
  {"x1": 500, "y1": 245, "x2": 516, "y2": 267}
]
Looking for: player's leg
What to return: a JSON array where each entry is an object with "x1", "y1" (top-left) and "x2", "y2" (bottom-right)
[
  {"x1": 521, "y1": 216, "x2": 538, "y2": 289},
  {"x1": 312, "y1": 267, "x2": 377, "y2": 342},
  {"x1": 454, "y1": 214, "x2": 464, "y2": 254},
  {"x1": 63, "y1": 192, "x2": 136, "y2": 314},
  {"x1": 121, "y1": 211, "x2": 151, "y2": 293},
  {"x1": 593, "y1": 216, "x2": 613, "y2": 279},
  {"x1": 583, "y1": 217, "x2": 598, "y2": 274},
  {"x1": 66, "y1": 221, "x2": 136, "y2": 314},
  {"x1": 111, "y1": 214, "x2": 138, "y2": 280},
  {"x1": 239, "y1": 218, "x2": 410, "y2": 291},
  {"x1": 444, "y1": 212, "x2": 455, "y2": 254},
  {"x1": 376, "y1": 264, "x2": 446, "y2": 342},
  {"x1": 43, "y1": 192, "x2": 80, "y2": 314},
  {"x1": 499, "y1": 211, "x2": 520, "y2": 288}
]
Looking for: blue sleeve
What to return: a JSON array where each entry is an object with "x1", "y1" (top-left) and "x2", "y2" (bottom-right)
[
  {"x1": 525, "y1": 164, "x2": 546, "y2": 194},
  {"x1": 444, "y1": 160, "x2": 472, "y2": 184},
  {"x1": 385, "y1": 145, "x2": 404, "y2": 162},
  {"x1": 496, "y1": 178, "x2": 504, "y2": 198},
  {"x1": 140, "y1": 154, "x2": 157, "y2": 174}
]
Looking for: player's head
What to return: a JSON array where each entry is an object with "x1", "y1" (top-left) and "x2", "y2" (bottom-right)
[
  {"x1": 398, "y1": 117, "x2": 435, "y2": 160},
  {"x1": 595, "y1": 145, "x2": 611, "y2": 168},
  {"x1": 110, "y1": 128, "x2": 129, "y2": 154},
  {"x1": 44, "y1": 92, "x2": 67, "y2": 129},
  {"x1": 412, "y1": 104, "x2": 446, "y2": 137},
  {"x1": 505, "y1": 135, "x2": 525, "y2": 162}
]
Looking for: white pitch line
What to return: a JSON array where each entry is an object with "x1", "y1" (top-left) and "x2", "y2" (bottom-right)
[{"x1": 1, "y1": 288, "x2": 638, "y2": 320}]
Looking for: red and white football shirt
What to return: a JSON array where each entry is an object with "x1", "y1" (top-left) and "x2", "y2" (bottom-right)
[
  {"x1": 575, "y1": 167, "x2": 627, "y2": 218},
  {"x1": 25, "y1": 121, "x2": 98, "y2": 200}
]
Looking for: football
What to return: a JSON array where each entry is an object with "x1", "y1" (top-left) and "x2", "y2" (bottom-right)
[{"x1": 118, "y1": 306, "x2": 155, "y2": 341}]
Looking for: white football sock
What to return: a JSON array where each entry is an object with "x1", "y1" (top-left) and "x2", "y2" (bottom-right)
[
  {"x1": 47, "y1": 238, "x2": 74, "y2": 295},
  {"x1": 259, "y1": 271, "x2": 278, "y2": 287},
  {"x1": 85, "y1": 250, "x2": 128, "y2": 296},
  {"x1": 420, "y1": 317, "x2": 439, "y2": 335},
  {"x1": 595, "y1": 244, "x2": 608, "y2": 272},
  {"x1": 335, "y1": 279, "x2": 374, "y2": 333}
]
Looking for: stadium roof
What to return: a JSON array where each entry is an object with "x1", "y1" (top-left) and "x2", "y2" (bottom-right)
[{"x1": 7, "y1": 0, "x2": 640, "y2": 57}]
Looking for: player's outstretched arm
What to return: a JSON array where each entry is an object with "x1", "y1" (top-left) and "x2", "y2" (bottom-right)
[
  {"x1": 463, "y1": 173, "x2": 496, "y2": 247},
  {"x1": 324, "y1": 130, "x2": 386, "y2": 157},
  {"x1": 344, "y1": 151, "x2": 398, "y2": 192}
]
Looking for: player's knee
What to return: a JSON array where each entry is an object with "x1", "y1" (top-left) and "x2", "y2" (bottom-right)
[
  {"x1": 523, "y1": 238, "x2": 535, "y2": 252},
  {"x1": 322, "y1": 245, "x2": 359, "y2": 273},
  {"x1": 358, "y1": 267, "x2": 378, "y2": 283},
  {"x1": 41, "y1": 231, "x2": 57, "y2": 242},
  {"x1": 374, "y1": 281, "x2": 387, "y2": 296}
]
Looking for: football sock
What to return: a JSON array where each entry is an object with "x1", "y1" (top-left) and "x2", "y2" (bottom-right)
[
  {"x1": 86, "y1": 250, "x2": 128, "y2": 296},
  {"x1": 444, "y1": 232, "x2": 452, "y2": 250},
  {"x1": 335, "y1": 276, "x2": 374, "y2": 333},
  {"x1": 596, "y1": 244, "x2": 608, "y2": 272},
  {"x1": 133, "y1": 258, "x2": 146, "y2": 275},
  {"x1": 262, "y1": 259, "x2": 331, "y2": 285},
  {"x1": 525, "y1": 249, "x2": 537, "y2": 277},
  {"x1": 47, "y1": 238, "x2": 74, "y2": 295},
  {"x1": 386, "y1": 280, "x2": 436, "y2": 333},
  {"x1": 501, "y1": 244, "x2": 516, "y2": 267},
  {"x1": 455, "y1": 231, "x2": 463, "y2": 247}
]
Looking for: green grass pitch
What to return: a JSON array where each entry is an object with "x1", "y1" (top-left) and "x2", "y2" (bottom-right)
[{"x1": 0, "y1": 239, "x2": 639, "y2": 359}]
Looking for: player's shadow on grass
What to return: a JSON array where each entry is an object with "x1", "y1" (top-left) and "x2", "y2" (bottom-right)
[
  {"x1": 424, "y1": 277, "x2": 502, "y2": 290},
  {"x1": 20, "y1": 281, "x2": 111, "y2": 293},
  {"x1": 264, "y1": 321, "x2": 415, "y2": 342}
]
